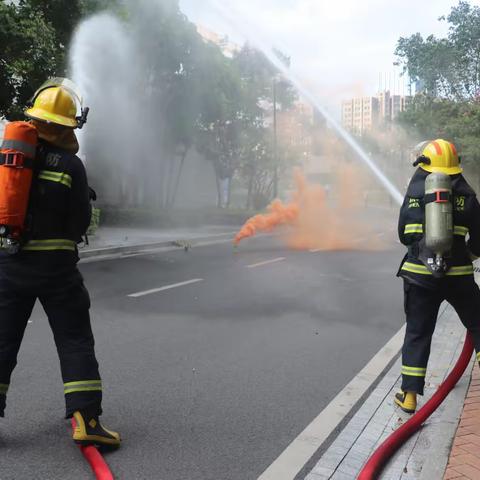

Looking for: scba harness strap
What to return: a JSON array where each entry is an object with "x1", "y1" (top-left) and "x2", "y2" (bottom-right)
[
  {"x1": 0, "y1": 152, "x2": 35, "y2": 169},
  {"x1": 424, "y1": 191, "x2": 451, "y2": 205}
]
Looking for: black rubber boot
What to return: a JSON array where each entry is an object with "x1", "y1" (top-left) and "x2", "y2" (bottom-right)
[{"x1": 72, "y1": 410, "x2": 121, "y2": 448}]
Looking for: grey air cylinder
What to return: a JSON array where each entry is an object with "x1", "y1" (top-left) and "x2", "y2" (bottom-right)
[{"x1": 425, "y1": 172, "x2": 453, "y2": 256}]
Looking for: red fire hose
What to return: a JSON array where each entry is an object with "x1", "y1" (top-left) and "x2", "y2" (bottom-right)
[
  {"x1": 71, "y1": 418, "x2": 115, "y2": 480},
  {"x1": 357, "y1": 332, "x2": 474, "y2": 480}
]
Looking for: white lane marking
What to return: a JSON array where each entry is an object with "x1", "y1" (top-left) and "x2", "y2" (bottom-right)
[
  {"x1": 246, "y1": 257, "x2": 286, "y2": 269},
  {"x1": 257, "y1": 324, "x2": 406, "y2": 480},
  {"x1": 309, "y1": 249, "x2": 322, "y2": 253},
  {"x1": 128, "y1": 278, "x2": 204, "y2": 298}
]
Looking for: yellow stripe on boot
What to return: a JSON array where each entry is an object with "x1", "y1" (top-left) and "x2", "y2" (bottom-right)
[
  {"x1": 72, "y1": 411, "x2": 121, "y2": 447},
  {"x1": 394, "y1": 390, "x2": 417, "y2": 414}
]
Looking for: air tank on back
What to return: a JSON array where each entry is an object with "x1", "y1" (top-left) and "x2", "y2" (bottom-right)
[{"x1": 425, "y1": 172, "x2": 453, "y2": 273}]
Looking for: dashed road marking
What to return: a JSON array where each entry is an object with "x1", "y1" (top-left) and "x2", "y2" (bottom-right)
[
  {"x1": 128, "y1": 278, "x2": 204, "y2": 298},
  {"x1": 246, "y1": 257, "x2": 286, "y2": 269}
]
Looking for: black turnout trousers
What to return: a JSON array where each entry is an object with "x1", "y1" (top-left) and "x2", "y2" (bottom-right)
[
  {"x1": 0, "y1": 253, "x2": 102, "y2": 418},
  {"x1": 402, "y1": 277, "x2": 480, "y2": 395}
]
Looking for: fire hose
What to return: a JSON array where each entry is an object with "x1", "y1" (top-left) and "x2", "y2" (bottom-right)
[
  {"x1": 357, "y1": 332, "x2": 474, "y2": 480},
  {"x1": 71, "y1": 418, "x2": 115, "y2": 480}
]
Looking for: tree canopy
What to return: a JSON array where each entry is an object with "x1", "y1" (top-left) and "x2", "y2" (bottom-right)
[
  {"x1": 395, "y1": 1, "x2": 480, "y2": 168},
  {"x1": 0, "y1": 0, "x2": 115, "y2": 118},
  {"x1": 395, "y1": 1, "x2": 480, "y2": 100}
]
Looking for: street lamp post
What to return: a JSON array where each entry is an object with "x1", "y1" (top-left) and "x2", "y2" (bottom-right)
[{"x1": 273, "y1": 77, "x2": 278, "y2": 199}]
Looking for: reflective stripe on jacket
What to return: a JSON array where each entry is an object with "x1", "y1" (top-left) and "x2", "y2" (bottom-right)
[{"x1": 22, "y1": 239, "x2": 76, "y2": 252}]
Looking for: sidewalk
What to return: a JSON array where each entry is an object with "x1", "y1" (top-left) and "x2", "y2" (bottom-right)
[
  {"x1": 305, "y1": 304, "x2": 474, "y2": 480},
  {"x1": 443, "y1": 365, "x2": 480, "y2": 479},
  {"x1": 79, "y1": 225, "x2": 237, "y2": 259}
]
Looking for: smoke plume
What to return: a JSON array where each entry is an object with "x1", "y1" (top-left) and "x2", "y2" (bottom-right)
[{"x1": 235, "y1": 166, "x2": 385, "y2": 251}]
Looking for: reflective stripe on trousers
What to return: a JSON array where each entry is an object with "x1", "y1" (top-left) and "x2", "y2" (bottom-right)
[
  {"x1": 401, "y1": 365, "x2": 426, "y2": 377},
  {"x1": 64, "y1": 380, "x2": 102, "y2": 395}
]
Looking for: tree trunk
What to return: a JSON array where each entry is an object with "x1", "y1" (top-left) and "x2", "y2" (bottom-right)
[
  {"x1": 169, "y1": 148, "x2": 188, "y2": 208},
  {"x1": 226, "y1": 177, "x2": 232, "y2": 208},
  {"x1": 216, "y1": 176, "x2": 222, "y2": 208}
]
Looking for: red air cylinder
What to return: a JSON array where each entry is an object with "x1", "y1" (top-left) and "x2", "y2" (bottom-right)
[{"x1": 0, "y1": 122, "x2": 38, "y2": 238}]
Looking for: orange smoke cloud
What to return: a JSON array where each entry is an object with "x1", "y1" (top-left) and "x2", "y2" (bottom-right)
[
  {"x1": 234, "y1": 166, "x2": 385, "y2": 251},
  {"x1": 234, "y1": 199, "x2": 299, "y2": 245}
]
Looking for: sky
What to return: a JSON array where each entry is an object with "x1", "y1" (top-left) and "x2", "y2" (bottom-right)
[{"x1": 179, "y1": 0, "x2": 480, "y2": 114}]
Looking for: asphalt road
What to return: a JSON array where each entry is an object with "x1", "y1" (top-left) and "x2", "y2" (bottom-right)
[{"x1": 0, "y1": 226, "x2": 405, "y2": 480}]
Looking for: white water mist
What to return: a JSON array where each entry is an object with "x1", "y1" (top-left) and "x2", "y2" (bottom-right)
[
  {"x1": 69, "y1": 13, "x2": 144, "y2": 203},
  {"x1": 69, "y1": 6, "x2": 218, "y2": 210}
]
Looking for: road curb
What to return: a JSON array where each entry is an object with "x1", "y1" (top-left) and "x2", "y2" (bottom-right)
[{"x1": 78, "y1": 232, "x2": 235, "y2": 260}]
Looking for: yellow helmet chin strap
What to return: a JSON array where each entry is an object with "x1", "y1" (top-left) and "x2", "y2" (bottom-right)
[
  {"x1": 412, "y1": 155, "x2": 431, "y2": 168},
  {"x1": 76, "y1": 107, "x2": 89, "y2": 129}
]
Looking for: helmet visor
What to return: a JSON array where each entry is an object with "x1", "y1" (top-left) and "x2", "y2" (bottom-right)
[
  {"x1": 30, "y1": 77, "x2": 84, "y2": 109},
  {"x1": 412, "y1": 141, "x2": 429, "y2": 159}
]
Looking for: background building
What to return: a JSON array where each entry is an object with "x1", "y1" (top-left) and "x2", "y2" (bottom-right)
[
  {"x1": 391, "y1": 94, "x2": 413, "y2": 120},
  {"x1": 378, "y1": 91, "x2": 391, "y2": 124},
  {"x1": 341, "y1": 90, "x2": 412, "y2": 135},
  {"x1": 341, "y1": 96, "x2": 379, "y2": 136}
]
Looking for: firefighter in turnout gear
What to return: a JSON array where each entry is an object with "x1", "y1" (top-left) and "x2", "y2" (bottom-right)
[
  {"x1": 395, "y1": 139, "x2": 480, "y2": 414},
  {"x1": 0, "y1": 79, "x2": 120, "y2": 447}
]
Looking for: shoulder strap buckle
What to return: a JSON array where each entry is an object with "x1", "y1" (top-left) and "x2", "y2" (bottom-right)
[
  {"x1": 424, "y1": 190, "x2": 451, "y2": 204},
  {"x1": 0, "y1": 152, "x2": 34, "y2": 169},
  {"x1": 3, "y1": 152, "x2": 24, "y2": 167}
]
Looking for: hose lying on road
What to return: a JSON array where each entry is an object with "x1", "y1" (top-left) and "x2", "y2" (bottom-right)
[
  {"x1": 71, "y1": 418, "x2": 115, "y2": 480},
  {"x1": 357, "y1": 332, "x2": 474, "y2": 480}
]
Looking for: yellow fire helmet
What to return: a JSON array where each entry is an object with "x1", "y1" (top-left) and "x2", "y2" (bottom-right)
[
  {"x1": 25, "y1": 78, "x2": 89, "y2": 129},
  {"x1": 416, "y1": 139, "x2": 462, "y2": 175}
]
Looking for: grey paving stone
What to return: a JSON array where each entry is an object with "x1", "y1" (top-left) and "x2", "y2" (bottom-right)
[
  {"x1": 306, "y1": 472, "x2": 329, "y2": 480},
  {"x1": 303, "y1": 305, "x2": 469, "y2": 480},
  {"x1": 310, "y1": 465, "x2": 335, "y2": 478},
  {"x1": 330, "y1": 472, "x2": 355, "y2": 480}
]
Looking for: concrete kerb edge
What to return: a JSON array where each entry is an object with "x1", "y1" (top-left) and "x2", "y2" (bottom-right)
[{"x1": 78, "y1": 232, "x2": 236, "y2": 260}]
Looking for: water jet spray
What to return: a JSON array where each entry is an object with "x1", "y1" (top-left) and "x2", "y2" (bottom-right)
[{"x1": 207, "y1": 0, "x2": 403, "y2": 206}]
